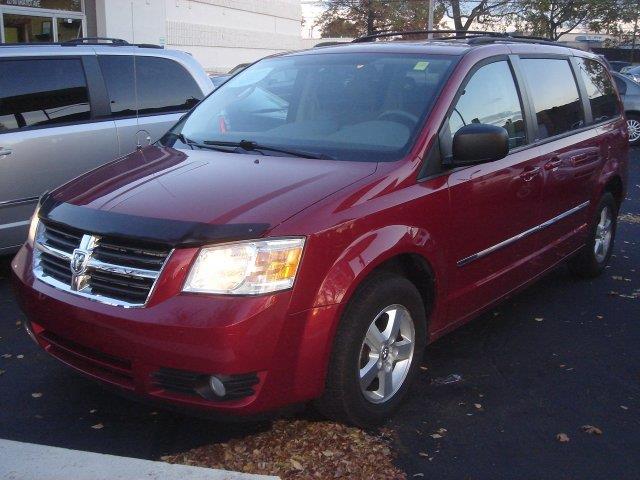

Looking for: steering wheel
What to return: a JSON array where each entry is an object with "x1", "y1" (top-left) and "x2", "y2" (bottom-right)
[{"x1": 376, "y1": 110, "x2": 419, "y2": 129}]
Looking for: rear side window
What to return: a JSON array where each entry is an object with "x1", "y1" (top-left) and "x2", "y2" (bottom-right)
[
  {"x1": 135, "y1": 56, "x2": 202, "y2": 116},
  {"x1": 0, "y1": 58, "x2": 90, "y2": 132},
  {"x1": 576, "y1": 58, "x2": 620, "y2": 122},
  {"x1": 98, "y1": 55, "x2": 136, "y2": 117},
  {"x1": 448, "y1": 60, "x2": 526, "y2": 149},
  {"x1": 521, "y1": 59, "x2": 584, "y2": 139}
]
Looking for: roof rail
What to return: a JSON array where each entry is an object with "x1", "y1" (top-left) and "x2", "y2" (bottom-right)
[
  {"x1": 61, "y1": 37, "x2": 130, "y2": 46},
  {"x1": 60, "y1": 37, "x2": 164, "y2": 48},
  {"x1": 352, "y1": 29, "x2": 555, "y2": 45}
]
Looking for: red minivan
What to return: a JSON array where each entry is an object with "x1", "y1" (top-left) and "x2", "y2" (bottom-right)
[{"x1": 12, "y1": 33, "x2": 629, "y2": 427}]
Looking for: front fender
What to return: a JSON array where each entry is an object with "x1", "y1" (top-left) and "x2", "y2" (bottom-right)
[{"x1": 311, "y1": 224, "x2": 443, "y2": 309}]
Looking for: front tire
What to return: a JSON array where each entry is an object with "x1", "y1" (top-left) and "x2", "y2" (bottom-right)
[
  {"x1": 315, "y1": 272, "x2": 427, "y2": 428},
  {"x1": 569, "y1": 193, "x2": 617, "y2": 278},
  {"x1": 627, "y1": 113, "x2": 640, "y2": 146}
]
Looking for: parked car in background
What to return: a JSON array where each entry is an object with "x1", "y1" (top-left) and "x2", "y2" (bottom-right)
[
  {"x1": 209, "y1": 63, "x2": 250, "y2": 88},
  {"x1": 613, "y1": 72, "x2": 640, "y2": 146},
  {"x1": 13, "y1": 34, "x2": 628, "y2": 427},
  {"x1": 608, "y1": 60, "x2": 632, "y2": 72},
  {"x1": 0, "y1": 39, "x2": 213, "y2": 254},
  {"x1": 622, "y1": 65, "x2": 640, "y2": 83}
]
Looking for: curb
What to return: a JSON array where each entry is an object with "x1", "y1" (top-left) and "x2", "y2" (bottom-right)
[{"x1": 0, "y1": 439, "x2": 279, "y2": 480}]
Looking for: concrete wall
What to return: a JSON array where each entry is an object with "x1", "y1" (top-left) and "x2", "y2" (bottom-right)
[{"x1": 94, "y1": 0, "x2": 301, "y2": 74}]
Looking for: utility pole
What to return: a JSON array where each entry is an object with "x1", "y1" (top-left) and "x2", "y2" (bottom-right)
[{"x1": 427, "y1": 0, "x2": 434, "y2": 38}]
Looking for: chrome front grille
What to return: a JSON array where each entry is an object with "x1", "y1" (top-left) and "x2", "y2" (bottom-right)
[{"x1": 33, "y1": 221, "x2": 171, "y2": 308}]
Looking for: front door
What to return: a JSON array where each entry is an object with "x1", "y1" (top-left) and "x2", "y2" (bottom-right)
[
  {"x1": 0, "y1": 57, "x2": 118, "y2": 250},
  {"x1": 441, "y1": 59, "x2": 544, "y2": 325}
]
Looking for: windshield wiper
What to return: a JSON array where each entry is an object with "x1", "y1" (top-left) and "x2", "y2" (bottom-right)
[
  {"x1": 203, "y1": 139, "x2": 334, "y2": 160},
  {"x1": 174, "y1": 133, "x2": 239, "y2": 153}
]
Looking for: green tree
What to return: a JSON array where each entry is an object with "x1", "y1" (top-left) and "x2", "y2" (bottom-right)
[
  {"x1": 441, "y1": 0, "x2": 521, "y2": 34},
  {"x1": 512, "y1": 0, "x2": 628, "y2": 40},
  {"x1": 315, "y1": 0, "x2": 445, "y2": 38}
]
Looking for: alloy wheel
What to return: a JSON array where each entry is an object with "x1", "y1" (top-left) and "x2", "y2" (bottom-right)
[
  {"x1": 594, "y1": 205, "x2": 613, "y2": 263},
  {"x1": 628, "y1": 118, "x2": 640, "y2": 144},
  {"x1": 358, "y1": 304, "x2": 415, "y2": 404}
]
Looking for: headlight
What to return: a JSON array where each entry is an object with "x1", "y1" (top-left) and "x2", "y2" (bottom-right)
[
  {"x1": 183, "y1": 237, "x2": 305, "y2": 295},
  {"x1": 27, "y1": 204, "x2": 41, "y2": 245}
]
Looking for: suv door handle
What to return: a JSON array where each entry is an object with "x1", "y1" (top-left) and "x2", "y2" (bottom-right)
[
  {"x1": 519, "y1": 166, "x2": 541, "y2": 182},
  {"x1": 544, "y1": 158, "x2": 562, "y2": 171},
  {"x1": 0, "y1": 148, "x2": 12, "y2": 157}
]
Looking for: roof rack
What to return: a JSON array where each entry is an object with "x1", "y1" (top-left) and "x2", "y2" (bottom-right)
[
  {"x1": 61, "y1": 37, "x2": 164, "y2": 49},
  {"x1": 352, "y1": 29, "x2": 555, "y2": 46}
]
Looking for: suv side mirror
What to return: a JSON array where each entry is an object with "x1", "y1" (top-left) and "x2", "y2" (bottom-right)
[{"x1": 452, "y1": 124, "x2": 509, "y2": 165}]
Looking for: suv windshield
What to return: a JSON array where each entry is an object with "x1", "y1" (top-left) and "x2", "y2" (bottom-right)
[{"x1": 164, "y1": 52, "x2": 456, "y2": 162}]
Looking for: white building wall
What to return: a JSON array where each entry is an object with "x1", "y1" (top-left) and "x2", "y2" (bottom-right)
[{"x1": 95, "y1": 0, "x2": 301, "y2": 74}]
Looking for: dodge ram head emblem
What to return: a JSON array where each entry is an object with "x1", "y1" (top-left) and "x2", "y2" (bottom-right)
[
  {"x1": 71, "y1": 249, "x2": 89, "y2": 276},
  {"x1": 69, "y1": 234, "x2": 97, "y2": 291}
]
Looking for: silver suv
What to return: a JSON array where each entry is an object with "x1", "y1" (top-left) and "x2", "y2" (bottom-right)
[{"x1": 0, "y1": 39, "x2": 213, "y2": 253}]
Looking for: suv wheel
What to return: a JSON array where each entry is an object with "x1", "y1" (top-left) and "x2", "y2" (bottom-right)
[
  {"x1": 315, "y1": 273, "x2": 426, "y2": 427},
  {"x1": 569, "y1": 193, "x2": 617, "y2": 278},
  {"x1": 627, "y1": 113, "x2": 640, "y2": 146}
]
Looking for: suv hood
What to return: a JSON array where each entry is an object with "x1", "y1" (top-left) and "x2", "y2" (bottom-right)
[{"x1": 43, "y1": 146, "x2": 376, "y2": 244}]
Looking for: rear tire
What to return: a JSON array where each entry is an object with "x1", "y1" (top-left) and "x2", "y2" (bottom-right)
[
  {"x1": 569, "y1": 193, "x2": 617, "y2": 278},
  {"x1": 315, "y1": 272, "x2": 427, "y2": 428}
]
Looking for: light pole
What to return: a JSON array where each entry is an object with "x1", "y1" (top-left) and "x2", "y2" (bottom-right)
[{"x1": 427, "y1": 0, "x2": 434, "y2": 38}]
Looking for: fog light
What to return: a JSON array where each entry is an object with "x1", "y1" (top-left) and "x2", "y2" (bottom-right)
[{"x1": 209, "y1": 375, "x2": 226, "y2": 397}]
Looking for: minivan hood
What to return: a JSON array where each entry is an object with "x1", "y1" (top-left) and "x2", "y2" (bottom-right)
[{"x1": 45, "y1": 146, "x2": 376, "y2": 243}]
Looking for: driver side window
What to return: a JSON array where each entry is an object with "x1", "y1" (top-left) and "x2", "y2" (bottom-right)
[{"x1": 448, "y1": 61, "x2": 526, "y2": 150}]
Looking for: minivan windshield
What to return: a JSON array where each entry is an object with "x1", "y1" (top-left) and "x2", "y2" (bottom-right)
[{"x1": 164, "y1": 52, "x2": 456, "y2": 162}]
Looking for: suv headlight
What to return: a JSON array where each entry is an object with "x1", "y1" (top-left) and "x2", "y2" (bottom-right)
[
  {"x1": 183, "y1": 237, "x2": 305, "y2": 295},
  {"x1": 27, "y1": 204, "x2": 41, "y2": 246}
]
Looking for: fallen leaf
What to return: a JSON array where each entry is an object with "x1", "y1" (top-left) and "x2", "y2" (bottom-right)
[
  {"x1": 89, "y1": 409, "x2": 97, "y2": 414},
  {"x1": 620, "y1": 406, "x2": 628, "y2": 410},
  {"x1": 16, "y1": 355, "x2": 24, "y2": 359},
  {"x1": 474, "y1": 403, "x2": 483, "y2": 410},
  {"x1": 2, "y1": 354, "x2": 11, "y2": 358},
  {"x1": 556, "y1": 433, "x2": 570, "y2": 443},
  {"x1": 91, "y1": 423, "x2": 104, "y2": 430},
  {"x1": 581, "y1": 425, "x2": 602, "y2": 435},
  {"x1": 534, "y1": 317, "x2": 544, "y2": 322},
  {"x1": 31, "y1": 392, "x2": 42, "y2": 398},
  {"x1": 418, "y1": 452, "x2": 429, "y2": 457},
  {"x1": 290, "y1": 459, "x2": 303, "y2": 470},
  {"x1": 430, "y1": 433, "x2": 442, "y2": 439}
]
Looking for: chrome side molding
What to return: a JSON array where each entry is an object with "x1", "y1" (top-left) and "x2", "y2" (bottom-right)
[{"x1": 457, "y1": 201, "x2": 589, "y2": 267}]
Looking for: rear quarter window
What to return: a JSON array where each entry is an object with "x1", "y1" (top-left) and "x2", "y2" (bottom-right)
[
  {"x1": 521, "y1": 58, "x2": 584, "y2": 139},
  {"x1": 576, "y1": 58, "x2": 620, "y2": 123},
  {"x1": 135, "y1": 56, "x2": 203, "y2": 116}
]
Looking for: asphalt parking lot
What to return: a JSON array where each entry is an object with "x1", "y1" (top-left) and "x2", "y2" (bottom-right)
[{"x1": 1, "y1": 149, "x2": 638, "y2": 479}]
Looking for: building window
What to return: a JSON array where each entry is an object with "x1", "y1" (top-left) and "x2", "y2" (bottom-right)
[
  {"x1": 0, "y1": 0, "x2": 85, "y2": 43},
  {"x1": 0, "y1": 1, "x2": 81, "y2": 12}
]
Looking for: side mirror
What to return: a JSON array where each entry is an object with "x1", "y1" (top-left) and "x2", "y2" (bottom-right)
[{"x1": 452, "y1": 123, "x2": 509, "y2": 165}]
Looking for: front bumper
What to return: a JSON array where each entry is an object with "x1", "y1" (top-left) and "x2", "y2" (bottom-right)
[{"x1": 11, "y1": 245, "x2": 340, "y2": 416}]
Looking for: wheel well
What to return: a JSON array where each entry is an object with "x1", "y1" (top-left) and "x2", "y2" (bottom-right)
[
  {"x1": 604, "y1": 176, "x2": 624, "y2": 210},
  {"x1": 372, "y1": 253, "x2": 435, "y2": 317}
]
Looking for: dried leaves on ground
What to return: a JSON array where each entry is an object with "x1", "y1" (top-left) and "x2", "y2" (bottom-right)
[{"x1": 162, "y1": 419, "x2": 405, "y2": 479}]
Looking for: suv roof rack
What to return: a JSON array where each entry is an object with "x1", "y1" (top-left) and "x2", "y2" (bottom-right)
[
  {"x1": 352, "y1": 29, "x2": 556, "y2": 46},
  {"x1": 61, "y1": 37, "x2": 164, "y2": 48},
  {"x1": 0, "y1": 37, "x2": 163, "y2": 49}
]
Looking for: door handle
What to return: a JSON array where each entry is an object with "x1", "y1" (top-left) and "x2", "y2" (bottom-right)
[
  {"x1": 520, "y1": 166, "x2": 541, "y2": 182},
  {"x1": 544, "y1": 157, "x2": 562, "y2": 171},
  {"x1": 0, "y1": 148, "x2": 12, "y2": 157}
]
